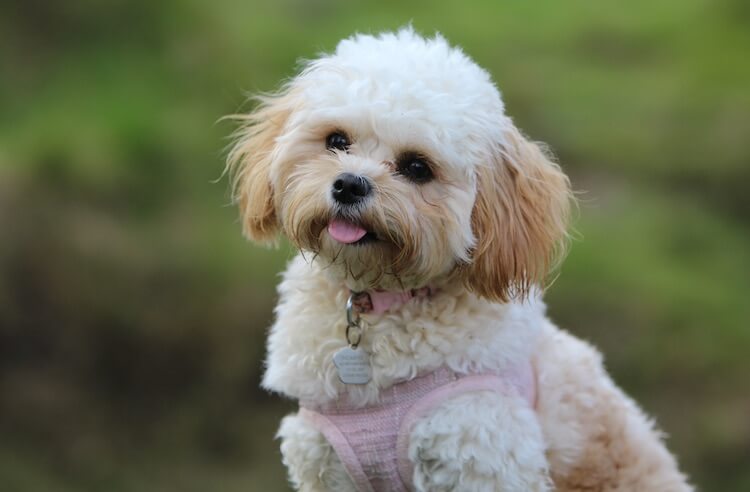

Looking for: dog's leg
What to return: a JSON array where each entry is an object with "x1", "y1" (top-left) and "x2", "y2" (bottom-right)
[
  {"x1": 408, "y1": 391, "x2": 551, "y2": 492},
  {"x1": 277, "y1": 412, "x2": 357, "y2": 492},
  {"x1": 535, "y1": 327, "x2": 692, "y2": 491}
]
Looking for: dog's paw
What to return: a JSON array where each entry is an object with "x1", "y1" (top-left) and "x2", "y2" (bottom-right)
[{"x1": 409, "y1": 391, "x2": 551, "y2": 492}]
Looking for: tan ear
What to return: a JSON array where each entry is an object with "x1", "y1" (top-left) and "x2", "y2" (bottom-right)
[
  {"x1": 226, "y1": 94, "x2": 292, "y2": 243},
  {"x1": 465, "y1": 125, "x2": 573, "y2": 301}
]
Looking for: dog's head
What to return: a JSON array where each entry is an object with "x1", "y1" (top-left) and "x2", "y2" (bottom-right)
[{"x1": 228, "y1": 28, "x2": 572, "y2": 300}]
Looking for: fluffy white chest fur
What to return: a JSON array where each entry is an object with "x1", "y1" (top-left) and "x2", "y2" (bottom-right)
[
  {"x1": 263, "y1": 255, "x2": 542, "y2": 407},
  {"x1": 228, "y1": 28, "x2": 691, "y2": 491}
]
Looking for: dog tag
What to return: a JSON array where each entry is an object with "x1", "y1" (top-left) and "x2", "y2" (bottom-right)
[{"x1": 333, "y1": 346, "x2": 371, "y2": 385}]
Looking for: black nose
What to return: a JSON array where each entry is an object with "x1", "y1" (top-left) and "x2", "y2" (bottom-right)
[{"x1": 332, "y1": 173, "x2": 372, "y2": 204}]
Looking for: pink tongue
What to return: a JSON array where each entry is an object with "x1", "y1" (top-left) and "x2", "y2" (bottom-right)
[{"x1": 328, "y1": 219, "x2": 368, "y2": 244}]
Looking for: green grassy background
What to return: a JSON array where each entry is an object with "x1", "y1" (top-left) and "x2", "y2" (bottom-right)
[{"x1": 1, "y1": 0, "x2": 748, "y2": 490}]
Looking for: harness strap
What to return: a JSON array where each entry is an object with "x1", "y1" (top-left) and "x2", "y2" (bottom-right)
[{"x1": 299, "y1": 407, "x2": 377, "y2": 492}]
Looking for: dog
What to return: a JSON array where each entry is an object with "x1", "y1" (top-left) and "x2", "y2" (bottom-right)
[{"x1": 227, "y1": 28, "x2": 691, "y2": 492}]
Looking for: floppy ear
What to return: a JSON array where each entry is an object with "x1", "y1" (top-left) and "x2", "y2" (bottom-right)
[
  {"x1": 226, "y1": 94, "x2": 292, "y2": 244},
  {"x1": 465, "y1": 125, "x2": 573, "y2": 302}
]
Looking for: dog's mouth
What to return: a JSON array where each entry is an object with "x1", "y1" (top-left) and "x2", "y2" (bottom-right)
[{"x1": 327, "y1": 218, "x2": 378, "y2": 246}]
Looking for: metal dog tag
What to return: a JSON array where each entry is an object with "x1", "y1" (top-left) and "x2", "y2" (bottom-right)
[{"x1": 333, "y1": 346, "x2": 371, "y2": 385}]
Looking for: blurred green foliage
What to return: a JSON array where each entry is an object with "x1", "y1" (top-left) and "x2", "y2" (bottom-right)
[{"x1": 1, "y1": 0, "x2": 748, "y2": 490}]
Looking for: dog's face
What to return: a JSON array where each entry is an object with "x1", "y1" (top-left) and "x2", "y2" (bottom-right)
[{"x1": 228, "y1": 29, "x2": 572, "y2": 300}]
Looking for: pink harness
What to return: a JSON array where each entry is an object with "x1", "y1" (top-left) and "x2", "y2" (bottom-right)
[{"x1": 300, "y1": 362, "x2": 536, "y2": 492}]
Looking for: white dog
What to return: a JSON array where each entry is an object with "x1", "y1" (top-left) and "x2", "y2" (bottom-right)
[{"x1": 228, "y1": 28, "x2": 691, "y2": 492}]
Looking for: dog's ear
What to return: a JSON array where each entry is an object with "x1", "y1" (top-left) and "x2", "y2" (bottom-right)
[
  {"x1": 464, "y1": 125, "x2": 573, "y2": 302},
  {"x1": 226, "y1": 94, "x2": 292, "y2": 244}
]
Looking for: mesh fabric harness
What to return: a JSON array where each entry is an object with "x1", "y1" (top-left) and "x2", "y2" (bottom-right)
[{"x1": 299, "y1": 362, "x2": 536, "y2": 492}]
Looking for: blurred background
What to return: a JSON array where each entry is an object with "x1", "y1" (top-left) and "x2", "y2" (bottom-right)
[{"x1": 1, "y1": 0, "x2": 748, "y2": 490}]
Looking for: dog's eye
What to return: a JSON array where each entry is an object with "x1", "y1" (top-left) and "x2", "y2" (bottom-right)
[
  {"x1": 325, "y1": 132, "x2": 350, "y2": 152},
  {"x1": 397, "y1": 153, "x2": 434, "y2": 183}
]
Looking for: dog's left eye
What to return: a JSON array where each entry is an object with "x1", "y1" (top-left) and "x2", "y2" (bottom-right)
[
  {"x1": 397, "y1": 153, "x2": 434, "y2": 183},
  {"x1": 326, "y1": 132, "x2": 350, "y2": 152}
]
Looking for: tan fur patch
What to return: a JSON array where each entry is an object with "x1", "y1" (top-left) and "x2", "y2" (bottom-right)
[
  {"x1": 226, "y1": 93, "x2": 293, "y2": 243},
  {"x1": 465, "y1": 126, "x2": 573, "y2": 301}
]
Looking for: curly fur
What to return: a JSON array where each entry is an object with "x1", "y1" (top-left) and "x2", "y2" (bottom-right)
[{"x1": 228, "y1": 28, "x2": 691, "y2": 491}]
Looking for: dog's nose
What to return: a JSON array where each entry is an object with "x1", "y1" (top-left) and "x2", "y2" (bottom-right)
[{"x1": 332, "y1": 173, "x2": 372, "y2": 204}]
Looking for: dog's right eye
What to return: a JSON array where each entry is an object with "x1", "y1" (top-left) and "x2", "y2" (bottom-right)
[{"x1": 326, "y1": 132, "x2": 350, "y2": 152}]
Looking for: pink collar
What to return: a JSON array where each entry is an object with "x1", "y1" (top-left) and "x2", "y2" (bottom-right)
[{"x1": 350, "y1": 287, "x2": 434, "y2": 315}]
